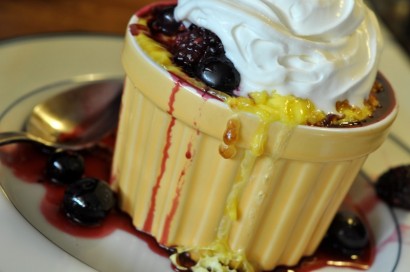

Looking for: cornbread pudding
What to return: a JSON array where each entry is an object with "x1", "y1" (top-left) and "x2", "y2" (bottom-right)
[{"x1": 112, "y1": 1, "x2": 397, "y2": 271}]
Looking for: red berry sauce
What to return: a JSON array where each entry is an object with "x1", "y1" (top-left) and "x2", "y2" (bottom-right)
[{"x1": 0, "y1": 136, "x2": 375, "y2": 272}]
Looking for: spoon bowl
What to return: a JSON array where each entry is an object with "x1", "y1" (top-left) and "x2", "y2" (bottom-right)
[{"x1": 0, "y1": 79, "x2": 122, "y2": 150}]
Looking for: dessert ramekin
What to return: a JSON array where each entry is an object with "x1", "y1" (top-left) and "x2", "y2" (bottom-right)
[{"x1": 111, "y1": 15, "x2": 398, "y2": 271}]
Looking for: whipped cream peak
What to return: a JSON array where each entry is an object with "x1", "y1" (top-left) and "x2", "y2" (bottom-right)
[{"x1": 174, "y1": 0, "x2": 382, "y2": 114}]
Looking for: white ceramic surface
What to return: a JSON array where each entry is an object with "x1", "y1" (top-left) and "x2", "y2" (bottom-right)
[{"x1": 0, "y1": 33, "x2": 409, "y2": 272}]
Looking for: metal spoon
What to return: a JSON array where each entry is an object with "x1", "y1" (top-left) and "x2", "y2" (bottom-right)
[{"x1": 0, "y1": 79, "x2": 122, "y2": 150}]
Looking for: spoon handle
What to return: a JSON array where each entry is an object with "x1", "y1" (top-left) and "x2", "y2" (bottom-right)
[{"x1": 0, "y1": 131, "x2": 46, "y2": 147}]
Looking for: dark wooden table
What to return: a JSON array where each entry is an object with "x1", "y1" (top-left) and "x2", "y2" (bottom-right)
[
  {"x1": 2, "y1": 0, "x2": 409, "y2": 56},
  {"x1": 0, "y1": 0, "x2": 160, "y2": 40}
]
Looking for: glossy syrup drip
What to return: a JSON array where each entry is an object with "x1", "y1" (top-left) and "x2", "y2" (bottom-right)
[{"x1": 219, "y1": 118, "x2": 240, "y2": 159}]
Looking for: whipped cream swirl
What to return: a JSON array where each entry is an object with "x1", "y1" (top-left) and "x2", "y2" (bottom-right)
[{"x1": 174, "y1": 0, "x2": 382, "y2": 113}]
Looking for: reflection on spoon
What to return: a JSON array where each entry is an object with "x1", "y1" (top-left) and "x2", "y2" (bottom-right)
[{"x1": 0, "y1": 79, "x2": 122, "y2": 150}]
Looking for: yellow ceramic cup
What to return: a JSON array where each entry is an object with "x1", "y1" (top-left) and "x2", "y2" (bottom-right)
[{"x1": 112, "y1": 14, "x2": 398, "y2": 271}]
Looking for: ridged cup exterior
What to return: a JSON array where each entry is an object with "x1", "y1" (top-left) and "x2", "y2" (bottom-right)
[{"x1": 112, "y1": 15, "x2": 398, "y2": 271}]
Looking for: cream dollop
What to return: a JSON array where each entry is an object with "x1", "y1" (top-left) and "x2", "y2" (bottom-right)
[{"x1": 174, "y1": 0, "x2": 382, "y2": 113}]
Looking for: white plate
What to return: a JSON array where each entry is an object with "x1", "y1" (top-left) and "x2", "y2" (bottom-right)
[{"x1": 0, "y1": 34, "x2": 409, "y2": 272}]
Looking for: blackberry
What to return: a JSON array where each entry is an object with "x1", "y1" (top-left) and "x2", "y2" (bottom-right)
[
  {"x1": 172, "y1": 25, "x2": 225, "y2": 77},
  {"x1": 375, "y1": 164, "x2": 410, "y2": 209}
]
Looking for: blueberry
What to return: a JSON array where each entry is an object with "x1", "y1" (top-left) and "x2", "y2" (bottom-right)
[
  {"x1": 149, "y1": 5, "x2": 182, "y2": 35},
  {"x1": 62, "y1": 178, "x2": 115, "y2": 226},
  {"x1": 326, "y1": 210, "x2": 369, "y2": 255},
  {"x1": 46, "y1": 150, "x2": 84, "y2": 184},
  {"x1": 196, "y1": 56, "x2": 240, "y2": 94}
]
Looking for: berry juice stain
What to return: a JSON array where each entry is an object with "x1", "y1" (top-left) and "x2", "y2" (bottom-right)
[
  {"x1": 161, "y1": 138, "x2": 196, "y2": 244},
  {"x1": 143, "y1": 82, "x2": 181, "y2": 233},
  {"x1": 0, "y1": 142, "x2": 168, "y2": 258},
  {"x1": 272, "y1": 209, "x2": 375, "y2": 272},
  {"x1": 0, "y1": 140, "x2": 375, "y2": 272}
]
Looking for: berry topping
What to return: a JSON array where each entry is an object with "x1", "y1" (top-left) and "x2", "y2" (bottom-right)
[
  {"x1": 173, "y1": 25, "x2": 225, "y2": 77},
  {"x1": 326, "y1": 210, "x2": 369, "y2": 255},
  {"x1": 144, "y1": 4, "x2": 241, "y2": 95},
  {"x1": 62, "y1": 178, "x2": 116, "y2": 226},
  {"x1": 375, "y1": 165, "x2": 410, "y2": 209},
  {"x1": 148, "y1": 5, "x2": 183, "y2": 36},
  {"x1": 197, "y1": 56, "x2": 240, "y2": 94},
  {"x1": 45, "y1": 150, "x2": 84, "y2": 184}
]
